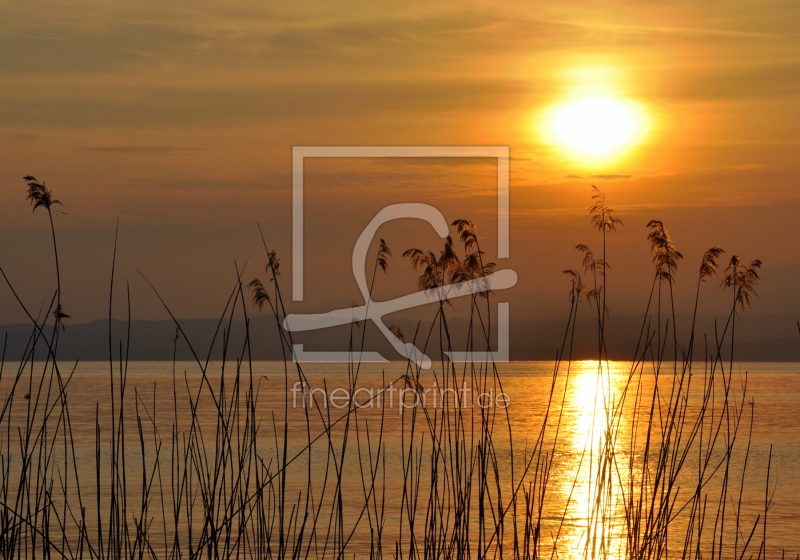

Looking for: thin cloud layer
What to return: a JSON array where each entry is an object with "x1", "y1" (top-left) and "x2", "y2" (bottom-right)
[{"x1": 0, "y1": 0, "x2": 798, "y2": 322}]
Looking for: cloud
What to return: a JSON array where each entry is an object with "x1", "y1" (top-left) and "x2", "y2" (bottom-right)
[
  {"x1": 0, "y1": 78, "x2": 530, "y2": 128},
  {"x1": 564, "y1": 174, "x2": 633, "y2": 180},
  {"x1": 589, "y1": 174, "x2": 633, "y2": 180},
  {"x1": 0, "y1": 22, "x2": 205, "y2": 75},
  {"x1": 81, "y1": 146, "x2": 204, "y2": 156}
]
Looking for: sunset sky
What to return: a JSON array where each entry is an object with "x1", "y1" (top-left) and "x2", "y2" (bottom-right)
[{"x1": 1, "y1": 0, "x2": 799, "y2": 332}]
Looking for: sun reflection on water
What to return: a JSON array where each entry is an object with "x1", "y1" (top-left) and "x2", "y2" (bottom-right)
[{"x1": 555, "y1": 360, "x2": 631, "y2": 560}]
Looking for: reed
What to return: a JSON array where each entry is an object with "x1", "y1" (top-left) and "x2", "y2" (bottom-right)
[{"x1": 0, "y1": 179, "x2": 792, "y2": 559}]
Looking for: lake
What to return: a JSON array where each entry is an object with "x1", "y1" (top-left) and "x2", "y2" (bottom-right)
[{"x1": 1, "y1": 359, "x2": 798, "y2": 558}]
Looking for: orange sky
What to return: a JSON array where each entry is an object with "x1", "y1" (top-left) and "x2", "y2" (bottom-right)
[{"x1": 1, "y1": 0, "x2": 799, "y2": 325}]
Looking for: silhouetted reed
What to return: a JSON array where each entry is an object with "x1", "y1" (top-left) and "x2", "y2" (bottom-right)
[{"x1": 0, "y1": 179, "x2": 792, "y2": 560}]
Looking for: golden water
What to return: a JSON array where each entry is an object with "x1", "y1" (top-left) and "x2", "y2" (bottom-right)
[{"x1": 1, "y1": 360, "x2": 797, "y2": 558}]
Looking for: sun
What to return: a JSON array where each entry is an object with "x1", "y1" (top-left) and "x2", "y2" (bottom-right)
[{"x1": 544, "y1": 98, "x2": 646, "y2": 159}]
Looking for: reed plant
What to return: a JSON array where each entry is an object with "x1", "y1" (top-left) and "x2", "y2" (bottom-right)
[{"x1": 0, "y1": 179, "x2": 792, "y2": 559}]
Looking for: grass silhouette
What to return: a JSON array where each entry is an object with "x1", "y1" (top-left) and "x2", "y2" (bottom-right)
[{"x1": 0, "y1": 181, "x2": 791, "y2": 560}]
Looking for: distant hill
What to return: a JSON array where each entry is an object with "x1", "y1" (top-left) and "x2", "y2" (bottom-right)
[{"x1": 2, "y1": 312, "x2": 799, "y2": 363}]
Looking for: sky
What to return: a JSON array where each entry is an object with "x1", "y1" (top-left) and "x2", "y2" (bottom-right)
[{"x1": 1, "y1": 0, "x2": 799, "y2": 337}]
